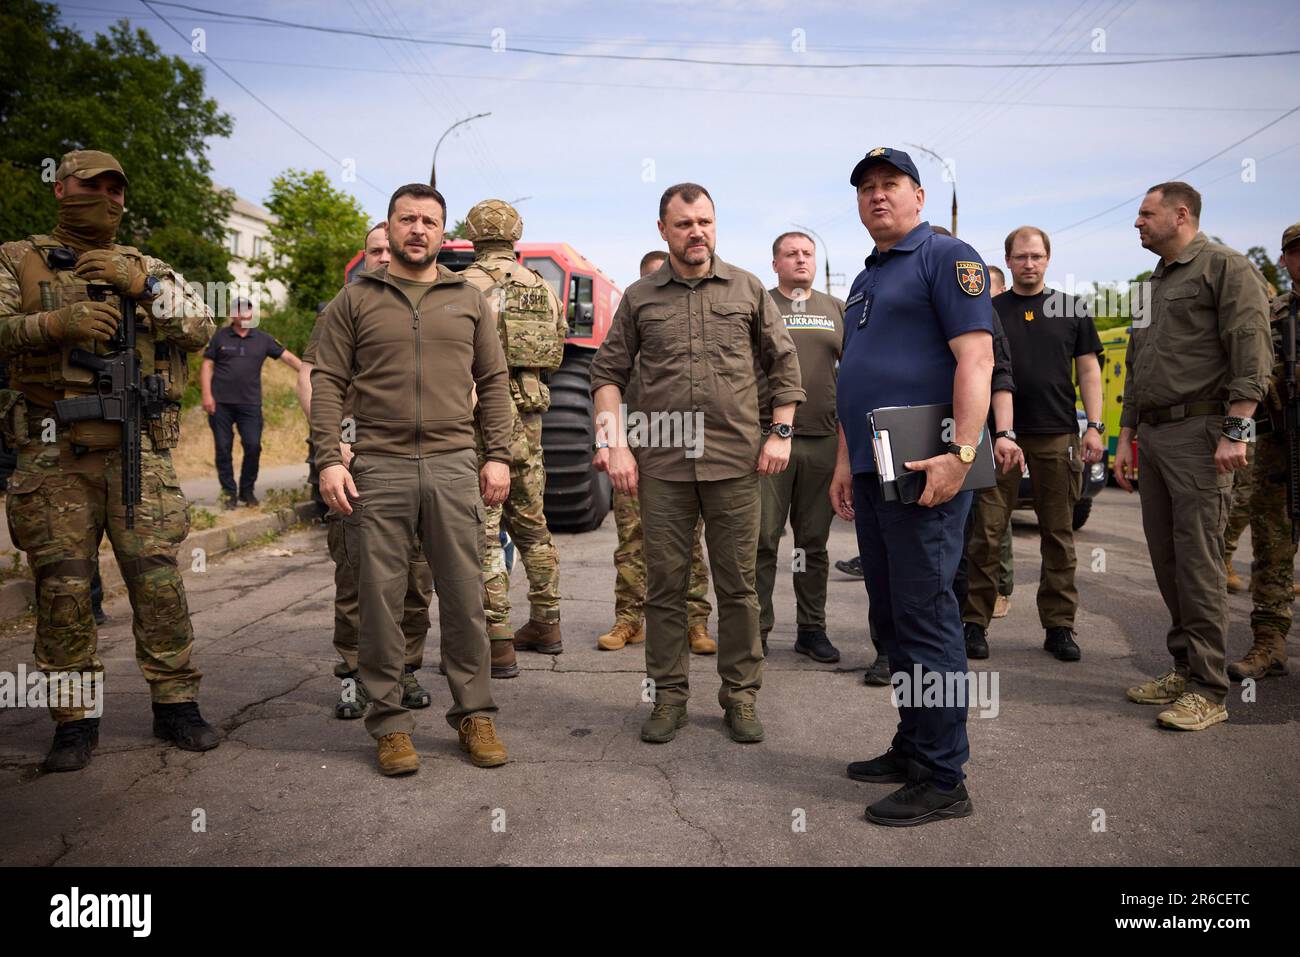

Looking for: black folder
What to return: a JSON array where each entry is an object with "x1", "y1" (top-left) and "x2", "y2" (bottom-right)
[{"x1": 869, "y1": 403, "x2": 996, "y2": 504}]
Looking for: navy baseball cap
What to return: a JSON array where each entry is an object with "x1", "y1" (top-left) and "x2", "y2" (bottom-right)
[{"x1": 850, "y1": 147, "x2": 921, "y2": 188}]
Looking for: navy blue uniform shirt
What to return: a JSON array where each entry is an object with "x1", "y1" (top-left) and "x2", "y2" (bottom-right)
[
  {"x1": 203, "y1": 325, "x2": 286, "y2": 406},
  {"x1": 837, "y1": 221, "x2": 994, "y2": 474}
]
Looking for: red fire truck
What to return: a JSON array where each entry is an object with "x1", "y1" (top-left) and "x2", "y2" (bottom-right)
[{"x1": 345, "y1": 241, "x2": 622, "y2": 531}]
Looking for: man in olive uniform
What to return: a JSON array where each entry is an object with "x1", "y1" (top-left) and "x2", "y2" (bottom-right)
[
  {"x1": 312, "y1": 184, "x2": 513, "y2": 776},
  {"x1": 592, "y1": 183, "x2": 804, "y2": 745},
  {"x1": 1115, "y1": 182, "x2": 1272, "y2": 731},
  {"x1": 594, "y1": 249, "x2": 716, "y2": 656},
  {"x1": 1228, "y1": 221, "x2": 1300, "y2": 681},
  {"x1": 458, "y1": 199, "x2": 566, "y2": 675},
  {"x1": 0, "y1": 149, "x2": 220, "y2": 771},
  {"x1": 297, "y1": 221, "x2": 434, "y2": 718}
]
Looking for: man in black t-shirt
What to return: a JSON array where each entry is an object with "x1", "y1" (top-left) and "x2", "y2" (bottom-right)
[
  {"x1": 201, "y1": 298, "x2": 302, "y2": 507},
  {"x1": 962, "y1": 226, "x2": 1104, "y2": 662}
]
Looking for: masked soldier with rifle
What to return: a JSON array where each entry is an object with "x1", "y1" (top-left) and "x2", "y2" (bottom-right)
[
  {"x1": 0, "y1": 149, "x2": 219, "y2": 771},
  {"x1": 1228, "y1": 221, "x2": 1300, "y2": 681}
]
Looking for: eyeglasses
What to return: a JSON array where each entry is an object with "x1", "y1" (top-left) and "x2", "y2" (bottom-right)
[{"x1": 1008, "y1": 254, "x2": 1047, "y2": 264}]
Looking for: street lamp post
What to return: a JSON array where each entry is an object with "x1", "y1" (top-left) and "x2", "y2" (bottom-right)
[
  {"x1": 430, "y1": 112, "x2": 491, "y2": 188},
  {"x1": 792, "y1": 222, "x2": 833, "y2": 295},
  {"x1": 906, "y1": 143, "x2": 957, "y2": 237}
]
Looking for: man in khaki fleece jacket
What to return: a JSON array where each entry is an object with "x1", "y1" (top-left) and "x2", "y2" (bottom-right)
[{"x1": 311, "y1": 184, "x2": 514, "y2": 776}]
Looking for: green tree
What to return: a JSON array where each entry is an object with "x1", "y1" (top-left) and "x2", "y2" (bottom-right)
[
  {"x1": 1246, "y1": 246, "x2": 1285, "y2": 295},
  {"x1": 254, "y1": 168, "x2": 368, "y2": 354},
  {"x1": 0, "y1": 0, "x2": 234, "y2": 285}
]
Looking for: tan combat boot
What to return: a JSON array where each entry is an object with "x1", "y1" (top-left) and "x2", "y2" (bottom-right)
[
  {"x1": 688, "y1": 623, "x2": 717, "y2": 655},
  {"x1": 376, "y1": 732, "x2": 420, "y2": 776},
  {"x1": 1228, "y1": 633, "x2": 1288, "y2": 681},
  {"x1": 1225, "y1": 565, "x2": 1246, "y2": 594},
  {"x1": 458, "y1": 714, "x2": 508, "y2": 767},
  {"x1": 1157, "y1": 692, "x2": 1228, "y2": 731},
  {"x1": 1125, "y1": 669, "x2": 1186, "y2": 705},
  {"x1": 598, "y1": 621, "x2": 644, "y2": 651},
  {"x1": 513, "y1": 619, "x2": 563, "y2": 655},
  {"x1": 491, "y1": 639, "x2": 519, "y2": 679}
]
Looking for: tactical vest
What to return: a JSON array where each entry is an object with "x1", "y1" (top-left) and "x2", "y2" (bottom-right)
[
  {"x1": 8, "y1": 235, "x2": 187, "y2": 449},
  {"x1": 475, "y1": 260, "x2": 563, "y2": 414}
]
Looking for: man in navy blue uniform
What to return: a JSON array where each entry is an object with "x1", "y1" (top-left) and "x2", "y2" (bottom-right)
[{"x1": 829, "y1": 148, "x2": 994, "y2": 827}]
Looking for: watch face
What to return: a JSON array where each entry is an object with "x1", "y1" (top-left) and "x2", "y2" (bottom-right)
[{"x1": 960, "y1": 445, "x2": 976, "y2": 464}]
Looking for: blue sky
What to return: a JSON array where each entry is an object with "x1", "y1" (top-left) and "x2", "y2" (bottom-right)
[{"x1": 61, "y1": 0, "x2": 1300, "y2": 293}]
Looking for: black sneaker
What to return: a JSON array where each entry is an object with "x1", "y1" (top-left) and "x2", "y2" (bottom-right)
[
  {"x1": 865, "y1": 779, "x2": 973, "y2": 827},
  {"x1": 92, "y1": 604, "x2": 108, "y2": 626},
  {"x1": 239, "y1": 491, "x2": 260, "y2": 508},
  {"x1": 220, "y1": 492, "x2": 239, "y2": 511},
  {"x1": 846, "y1": 746, "x2": 909, "y2": 783},
  {"x1": 1044, "y1": 627, "x2": 1081, "y2": 662},
  {"x1": 152, "y1": 702, "x2": 221, "y2": 752},
  {"x1": 964, "y1": 621, "x2": 989, "y2": 660},
  {"x1": 794, "y1": 628, "x2": 840, "y2": 663},
  {"x1": 863, "y1": 653, "x2": 891, "y2": 686},
  {"x1": 835, "y1": 556, "x2": 863, "y2": 579},
  {"x1": 400, "y1": 665, "x2": 432, "y2": 708},
  {"x1": 44, "y1": 718, "x2": 100, "y2": 773}
]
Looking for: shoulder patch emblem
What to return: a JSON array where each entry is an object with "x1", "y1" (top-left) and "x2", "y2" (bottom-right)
[{"x1": 956, "y1": 261, "x2": 985, "y2": 296}]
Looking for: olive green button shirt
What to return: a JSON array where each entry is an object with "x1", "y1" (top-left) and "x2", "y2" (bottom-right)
[
  {"x1": 1120, "y1": 232, "x2": 1272, "y2": 430},
  {"x1": 590, "y1": 256, "x2": 805, "y2": 482}
]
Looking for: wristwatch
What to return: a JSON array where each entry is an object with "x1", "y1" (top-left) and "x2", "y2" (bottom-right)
[
  {"x1": 763, "y1": 423, "x2": 794, "y2": 439},
  {"x1": 140, "y1": 275, "x2": 162, "y2": 300},
  {"x1": 1222, "y1": 416, "x2": 1255, "y2": 443},
  {"x1": 1086, "y1": 420, "x2": 1105, "y2": 434},
  {"x1": 945, "y1": 442, "x2": 977, "y2": 464},
  {"x1": 592, "y1": 440, "x2": 610, "y2": 452},
  {"x1": 994, "y1": 429, "x2": 1017, "y2": 441}
]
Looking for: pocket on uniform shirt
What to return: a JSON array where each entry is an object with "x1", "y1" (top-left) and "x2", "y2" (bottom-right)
[
  {"x1": 708, "y1": 301, "x2": 752, "y2": 355},
  {"x1": 639, "y1": 312, "x2": 684, "y2": 356}
]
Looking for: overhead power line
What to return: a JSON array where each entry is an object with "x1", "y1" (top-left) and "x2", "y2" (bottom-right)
[{"x1": 143, "y1": 3, "x2": 1300, "y2": 70}]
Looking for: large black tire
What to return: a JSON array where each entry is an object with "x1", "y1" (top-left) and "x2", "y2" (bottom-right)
[{"x1": 541, "y1": 347, "x2": 611, "y2": 533}]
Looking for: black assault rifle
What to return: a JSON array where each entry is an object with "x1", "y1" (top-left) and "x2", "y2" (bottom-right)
[
  {"x1": 1284, "y1": 296, "x2": 1300, "y2": 545},
  {"x1": 54, "y1": 284, "x2": 167, "y2": 528}
]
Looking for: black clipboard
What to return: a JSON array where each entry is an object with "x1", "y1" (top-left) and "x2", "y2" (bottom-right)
[{"x1": 869, "y1": 403, "x2": 996, "y2": 504}]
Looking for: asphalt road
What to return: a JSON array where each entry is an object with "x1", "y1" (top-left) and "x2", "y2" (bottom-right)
[{"x1": 0, "y1": 486, "x2": 1296, "y2": 866}]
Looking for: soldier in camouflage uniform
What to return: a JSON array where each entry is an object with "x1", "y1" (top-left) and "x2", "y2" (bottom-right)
[
  {"x1": 0, "y1": 150, "x2": 220, "y2": 771},
  {"x1": 1228, "y1": 222, "x2": 1300, "y2": 681},
  {"x1": 460, "y1": 200, "x2": 566, "y2": 677}
]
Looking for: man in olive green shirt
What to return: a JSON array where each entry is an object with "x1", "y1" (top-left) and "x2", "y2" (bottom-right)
[
  {"x1": 757, "y1": 231, "x2": 845, "y2": 663},
  {"x1": 312, "y1": 184, "x2": 514, "y2": 776},
  {"x1": 1115, "y1": 181, "x2": 1272, "y2": 732},
  {"x1": 591, "y1": 183, "x2": 805, "y2": 745}
]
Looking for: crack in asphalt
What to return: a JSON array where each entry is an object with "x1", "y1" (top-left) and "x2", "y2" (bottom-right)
[
  {"x1": 220, "y1": 670, "x2": 325, "y2": 736},
  {"x1": 651, "y1": 761, "x2": 727, "y2": 864}
]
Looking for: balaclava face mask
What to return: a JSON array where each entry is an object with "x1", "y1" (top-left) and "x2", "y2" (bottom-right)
[{"x1": 53, "y1": 193, "x2": 124, "y2": 251}]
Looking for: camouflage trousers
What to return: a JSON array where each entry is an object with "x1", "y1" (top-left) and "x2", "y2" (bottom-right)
[
  {"x1": 481, "y1": 411, "x2": 560, "y2": 636},
  {"x1": 1246, "y1": 433, "x2": 1298, "y2": 641},
  {"x1": 5, "y1": 437, "x2": 197, "y2": 721},
  {"x1": 1224, "y1": 442, "x2": 1257, "y2": 565},
  {"x1": 613, "y1": 489, "x2": 711, "y2": 627}
]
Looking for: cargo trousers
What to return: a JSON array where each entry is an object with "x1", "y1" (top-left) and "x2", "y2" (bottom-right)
[
  {"x1": 345, "y1": 449, "x2": 496, "y2": 738},
  {"x1": 964, "y1": 432, "x2": 1081, "y2": 630},
  {"x1": 640, "y1": 473, "x2": 763, "y2": 710},
  {"x1": 325, "y1": 517, "x2": 431, "y2": 677},
  {"x1": 1137, "y1": 416, "x2": 1232, "y2": 704},
  {"x1": 756, "y1": 432, "x2": 837, "y2": 636}
]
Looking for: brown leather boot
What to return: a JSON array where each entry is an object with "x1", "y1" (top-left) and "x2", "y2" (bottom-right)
[
  {"x1": 598, "y1": 621, "x2": 643, "y2": 650},
  {"x1": 688, "y1": 623, "x2": 717, "y2": 655},
  {"x1": 1228, "y1": 633, "x2": 1288, "y2": 681},
  {"x1": 458, "y1": 714, "x2": 508, "y2": 767},
  {"x1": 491, "y1": 639, "x2": 519, "y2": 678},
  {"x1": 1226, "y1": 566, "x2": 1246, "y2": 593},
  {"x1": 376, "y1": 732, "x2": 419, "y2": 776},
  {"x1": 513, "y1": 619, "x2": 562, "y2": 654}
]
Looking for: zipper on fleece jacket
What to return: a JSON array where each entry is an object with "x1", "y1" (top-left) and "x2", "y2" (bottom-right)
[{"x1": 412, "y1": 303, "x2": 421, "y2": 459}]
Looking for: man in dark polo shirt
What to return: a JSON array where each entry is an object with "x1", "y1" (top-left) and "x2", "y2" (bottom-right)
[
  {"x1": 962, "y1": 226, "x2": 1104, "y2": 662},
  {"x1": 829, "y1": 148, "x2": 994, "y2": 827},
  {"x1": 201, "y1": 298, "x2": 301, "y2": 508},
  {"x1": 591, "y1": 182, "x2": 804, "y2": 746},
  {"x1": 757, "y1": 231, "x2": 845, "y2": 663}
]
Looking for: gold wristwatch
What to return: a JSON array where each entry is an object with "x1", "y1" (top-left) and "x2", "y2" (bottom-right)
[{"x1": 946, "y1": 442, "x2": 977, "y2": 464}]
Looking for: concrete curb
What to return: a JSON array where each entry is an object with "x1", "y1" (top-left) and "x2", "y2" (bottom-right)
[{"x1": 0, "y1": 499, "x2": 321, "y2": 622}]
